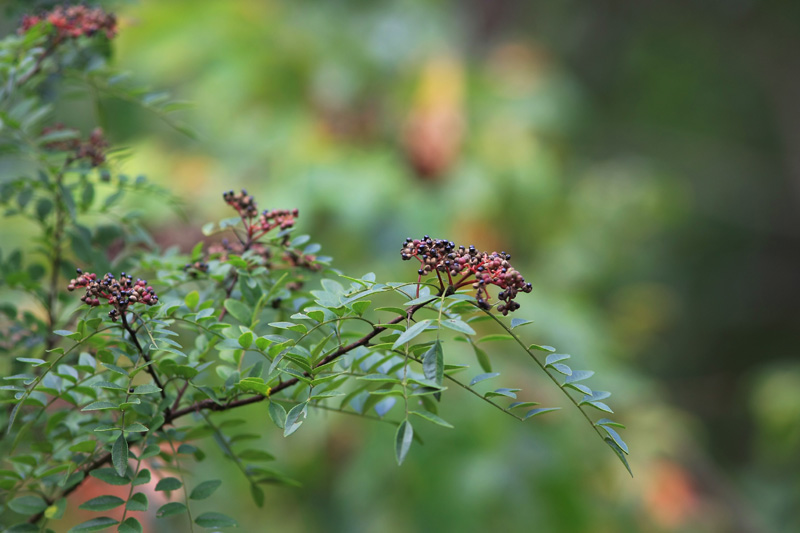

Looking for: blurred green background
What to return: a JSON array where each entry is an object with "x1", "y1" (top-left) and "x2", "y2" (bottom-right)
[{"x1": 6, "y1": 1, "x2": 800, "y2": 531}]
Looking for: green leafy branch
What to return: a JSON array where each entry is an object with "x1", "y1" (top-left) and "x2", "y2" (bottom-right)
[{"x1": 476, "y1": 305, "x2": 631, "y2": 476}]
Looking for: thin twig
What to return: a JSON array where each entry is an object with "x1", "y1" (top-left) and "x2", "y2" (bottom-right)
[
  {"x1": 16, "y1": 38, "x2": 60, "y2": 88},
  {"x1": 216, "y1": 271, "x2": 239, "y2": 321},
  {"x1": 120, "y1": 312, "x2": 166, "y2": 403},
  {"x1": 475, "y1": 305, "x2": 608, "y2": 443}
]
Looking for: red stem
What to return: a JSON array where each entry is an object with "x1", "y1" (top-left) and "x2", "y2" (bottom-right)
[{"x1": 434, "y1": 269, "x2": 445, "y2": 291}]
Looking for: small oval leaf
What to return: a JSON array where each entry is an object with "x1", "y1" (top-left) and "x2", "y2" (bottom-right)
[
  {"x1": 155, "y1": 477, "x2": 182, "y2": 491},
  {"x1": 195, "y1": 512, "x2": 238, "y2": 528},
  {"x1": 190, "y1": 479, "x2": 222, "y2": 500},
  {"x1": 78, "y1": 495, "x2": 124, "y2": 512},
  {"x1": 112, "y1": 434, "x2": 128, "y2": 477},
  {"x1": 395, "y1": 420, "x2": 414, "y2": 465},
  {"x1": 67, "y1": 517, "x2": 119, "y2": 532},
  {"x1": 469, "y1": 372, "x2": 500, "y2": 386},
  {"x1": 523, "y1": 407, "x2": 561, "y2": 420},
  {"x1": 392, "y1": 319, "x2": 433, "y2": 349},
  {"x1": 156, "y1": 501, "x2": 187, "y2": 518}
]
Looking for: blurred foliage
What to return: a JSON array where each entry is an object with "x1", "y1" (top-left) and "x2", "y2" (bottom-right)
[{"x1": 2, "y1": 0, "x2": 799, "y2": 532}]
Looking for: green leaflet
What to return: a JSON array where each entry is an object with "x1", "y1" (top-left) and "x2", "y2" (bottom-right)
[
  {"x1": 392, "y1": 319, "x2": 434, "y2": 349},
  {"x1": 195, "y1": 512, "x2": 238, "y2": 528},
  {"x1": 395, "y1": 420, "x2": 414, "y2": 465},
  {"x1": 191, "y1": 479, "x2": 222, "y2": 500}
]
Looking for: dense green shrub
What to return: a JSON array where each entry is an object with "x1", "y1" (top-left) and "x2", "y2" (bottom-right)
[{"x1": 0, "y1": 6, "x2": 629, "y2": 532}]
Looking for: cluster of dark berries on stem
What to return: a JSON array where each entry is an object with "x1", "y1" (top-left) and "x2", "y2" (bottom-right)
[
  {"x1": 20, "y1": 5, "x2": 117, "y2": 40},
  {"x1": 282, "y1": 249, "x2": 323, "y2": 272},
  {"x1": 41, "y1": 125, "x2": 108, "y2": 167},
  {"x1": 223, "y1": 189, "x2": 258, "y2": 218},
  {"x1": 401, "y1": 236, "x2": 532, "y2": 314},
  {"x1": 205, "y1": 191, "x2": 322, "y2": 299},
  {"x1": 67, "y1": 270, "x2": 158, "y2": 321},
  {"x1": 223, "y1": 189, "x2": 299, "y2": 244}
]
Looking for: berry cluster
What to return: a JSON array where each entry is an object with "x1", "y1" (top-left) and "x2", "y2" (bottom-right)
[
  {"x1": 223, "y1": 189, "x2": 299, "y2": 241},
  {"x1": 401, "y1": 236, "x2": 532, "y2": 315},
  {"x1": 282, "y1": 249, "x2": 323, "y2": 273},
  {"x1": 207, "y1": 239, "x2": 321, "y2": 278},
  {"x1": 223, "y1": 189, "x2": 258, "y2": 218},
  {"x1": 259, "y1": 208, "x2": 299, "y2": 233},
  {"x1": 41, "y1": 125, "x2": 108, "y2": 167},
  {"x1": 200, "y1": 191, "x2": 321, "y2": 300},
  {"x1": 20, "y1": 5, "x2": 117, "y2": 40},
  {"x1": 67, "y1": 270, "x2": 158, "y2": 322}
]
